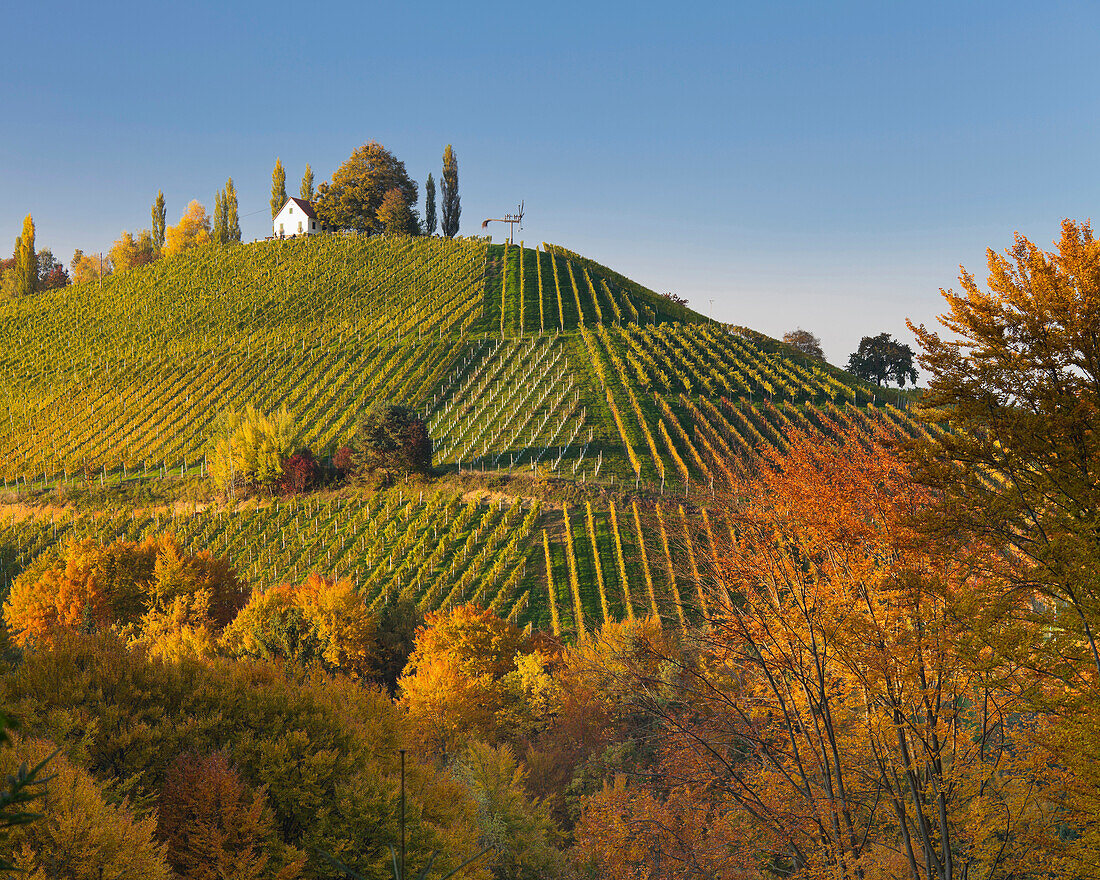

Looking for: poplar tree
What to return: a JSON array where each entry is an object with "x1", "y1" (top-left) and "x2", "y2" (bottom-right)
[
  {"x1": 440, "y1": 145, "x2": 460, "y2": 237},
  {"x1": 270, "y1": 158, "x2": 287, "y2": 219},
  {"x1": 424, "y1": 172, "x2": 437, "y2": 236},
  {"x1": 212, "y1": 189, "x2": 227, "y2": 245},
  {"x1": 152, "y1": 191, "x2": 166, "y2": 251},
  {"x1": 225, "y1": 178, "x2": 240, "y2": 242},
  {"x1": 17, "y1": 215, "x2": 36, "y2": 295},
  {"x1": 300, "y1": 165, "x2": 314, "y2": 202}
]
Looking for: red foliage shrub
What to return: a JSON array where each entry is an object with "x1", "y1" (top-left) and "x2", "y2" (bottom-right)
[
  {"x1": 276, "y1": 449, "x2": 321, "y2": 496},
  {"x1": 333, "y1": 445, "x2": 355, "y2": 479}
]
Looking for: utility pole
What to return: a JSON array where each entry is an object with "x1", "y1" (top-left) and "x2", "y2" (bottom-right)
[
  {"x1": 481, "y1": 201, "x2": 524, "y2": 244},
  {"x1": 400, "y1": 748, "x2": 406, "y2": 879}
]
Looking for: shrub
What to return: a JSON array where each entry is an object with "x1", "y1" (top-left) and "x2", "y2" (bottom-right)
[
  {"x1": 350, "y1": 402, "x2": 432, "y2": 481},
  {"x1": 333, "y1": 444, "x2": 355, "y2": 479},
  {"x1": 207, "y1": 405, "x2": 295, "y2": 496},
  {"x1": 275, "y1": 449, "x2": 321, "y2": 495}
]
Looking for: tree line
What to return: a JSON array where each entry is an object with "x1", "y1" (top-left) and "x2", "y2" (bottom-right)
[
  {"x1": 269, "y1": 142, "x2": 461, "y2": 237},
  {"x1": 1, "y1": 140, "x2": 462, "y2": 297}
]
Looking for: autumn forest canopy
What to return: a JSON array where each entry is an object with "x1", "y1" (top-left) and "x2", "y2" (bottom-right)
[{"x1": 0, "y1": 157, "x2": 1098, "y2": 880}]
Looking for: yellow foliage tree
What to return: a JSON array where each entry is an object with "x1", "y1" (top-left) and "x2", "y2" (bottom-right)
[
  {"x1": 0, "y1": 734, "x2": 172, "y2": 879},
  {"x1": 207, "y1": 405, "x2": 295, "y2": 495},
  {"x1": 221, "y1": 574, "x2": 378, "y2": 678},
  {"x1": 909, "y1": 218, "x2": 1100, "y2": 876},
  {"x1": 163, "y1": 200, "x2": 211, "y2": 256},
  {"x1": 398, "y1": 605, "x2": 540, "y2": 757},
  {"x1": 2, "y1": 534, "x2": 241, "y2": 650},
  {"x1": 108, "y1": 229, "x2": 157, "y2": 273},
  {"x1": 68, "y1": 249, "x2": 111, "y2": 285}
]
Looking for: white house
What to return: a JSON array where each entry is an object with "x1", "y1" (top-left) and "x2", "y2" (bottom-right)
[{"x1": 272, "y1": 197, "x2": 326, "y2": 238}]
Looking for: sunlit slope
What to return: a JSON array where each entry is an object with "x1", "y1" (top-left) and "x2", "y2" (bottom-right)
[
  {"x1": 0, "y1": 235, "x2": 488, "y2": 479},
  {"x1": 0, "y1": 231, "x2": 925, "y2": 635},
  {"x1": 0, "y1": 234, "x2": 487, "y2": 375},
  {"x1": 481, "y1": 241, "x2": 710, "y2": 336}
]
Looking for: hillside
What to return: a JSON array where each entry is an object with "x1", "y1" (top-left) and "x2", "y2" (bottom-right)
[{"x1": 0, "y1": 234, "x2": 920, "y2": 634}]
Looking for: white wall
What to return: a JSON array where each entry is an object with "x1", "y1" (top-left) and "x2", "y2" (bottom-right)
[{"x1": 272, "y1": 201, "x2": 321, "y2": 237}]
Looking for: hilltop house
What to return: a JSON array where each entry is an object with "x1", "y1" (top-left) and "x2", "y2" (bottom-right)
[{"x1": 272, "y1": 197, "x2": 325, "y2": 238}]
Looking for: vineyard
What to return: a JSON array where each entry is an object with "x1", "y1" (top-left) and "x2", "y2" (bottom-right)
[{"x1": 0, "y1": 232, "x2": 923, "y2": 636}]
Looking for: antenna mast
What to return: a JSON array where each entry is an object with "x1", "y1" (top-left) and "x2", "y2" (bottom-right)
[{"x1": 481, "y1": 201, "x2": 524, "y2": 244}]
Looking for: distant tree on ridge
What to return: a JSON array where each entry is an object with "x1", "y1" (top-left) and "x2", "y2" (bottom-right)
[
  {"x1": 440, "y1": 144, "x2": 460, "y2": 237},
  {"x1": 270, "y1": 158, "x2": 287, "y2": 219},
  {"x1": 783, "y1": 328, "x2": 825, "y2": 361},
  {"x1": 424, "y1": 172, "x2": 437, "y2": 236}
]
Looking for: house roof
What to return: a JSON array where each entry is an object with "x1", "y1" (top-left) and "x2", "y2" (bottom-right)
[{"x1": 279, "y1": 197, "x2": 316, "y2": 219}]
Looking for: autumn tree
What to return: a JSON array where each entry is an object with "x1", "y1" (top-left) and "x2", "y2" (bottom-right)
[
  {"x1": 226, "y1": 177, "x2": 241, "y2": 242},
  {"x1": 109, "y1": 229, "x2": 157, "y2": 272},
  {"x1": 313, "y1": 141, "x2": 418, "y2": 234},
  {"x1": 157, "y1": 751, "x2": 304, "y2": 880},
  {"x1": 575, "y1": 776, "x2": 733, "y2": 880},
  {"x1": 846, "y1": 331, "x2": 917, "y2": 386},
  {"x1": 221, "y1": 574, "x2": 379, "y2": 678},
  {"x1": 2, "y1": 533, "x2": 241, "y2": 651},
  {"x1": 152, "y1": 190, "x2": 167, "y2": 251},
  {"x1": 36, "y1": 249, "x2": 69, "y2": 289},
  {"x1": 206, "y1": 404, "x2": 295, "y2": 496},
  {"x1": 377, "y1": 186, "x2": 417, "y2": 235},
  {"x1": 270, "y1": 158, "x2": 287, "y2": 219},
  {"x1": 350, "y1": 402, "x2": 431, "y2": 481},
  {"x1": 0, "y1": 734, "x2": 172, "y2": 878},
  {"x1": 69, "y1": 249, "x2": 111, "y2": 285},
  {"x1": 909, "y1": 218, "x2": 1100, "y2": 873},
  {"x1": 424, "y1": 172, "x2": 437, "y2": 236},
  {"x1": 299, "y1": 164, "x2": 313, "y2": 202},
  {"x1": 452, "y1": 741, "x2": 566, "y2": 880},
  {"x1": 399, "y1": 604, "x2": 537, "y2": 756},
  {"x1": 609, "y1": 429, "x2": 1044, "y2": 880},
  {"x1": 440, "y1": 145, "x2": 460, "y2": 237},
  {"x1": 782, "y1": 327, "x2": 825, "y2": 361},
  {"x1": 13, "y1": 215, "x2": 36, "y2": 296},
  {"x1": 213, "y1": 188, "x2": 227, "y2": 244},
  {"x1": 1, "y1": 632, "x2": 485, "y2": 880},
  {"x1": 164, "y1": 200, "x2": 212, "y2": 256}
]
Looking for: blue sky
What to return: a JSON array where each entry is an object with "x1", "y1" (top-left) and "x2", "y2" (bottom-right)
[{"x1": 3, "y1": 0, "x2": 1098, "y2": 365}]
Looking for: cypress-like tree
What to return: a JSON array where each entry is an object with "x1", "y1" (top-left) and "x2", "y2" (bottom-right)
[
  {"x1": 152, "y1": 191, "x2": 166, "y2": 252},
  {"x1": 17, "y1": 215, "x2": 36, "y2": 295},
  {"x1": 424, "y1": 173, "x2": 437, "y2": 236},
  {"x1": 270, "y1": 158, "x2": 287, "y2": 219},
  {"x1": 300, "y1": 164, "x2": 314, "y2": 202},
  {"x1": 10, "y1": 236, "x2": 22, "y2": 296},
  {"x1": 212, "y1": 189, "x2": 227, "y2": 245},
  {"x1": 440, "y1": 145, "x2": 460, "y2": 237},
  {"x1": 225, "y1": 178, "x2": 240, "y2": 242}
]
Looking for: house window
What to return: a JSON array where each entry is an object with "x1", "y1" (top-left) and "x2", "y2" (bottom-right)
[
  {"x1": 298, "y1": 221, "x2": 303, "y2": 233},
  {"x1": 289, "y1": 206, "x2": 293, "y2": 214},
  {"x1": 311, "y1": 221, "x2": 315, "y2": 230},
  {"x1": 279, "y1": 223, "x2": 284, "y2": 234}
]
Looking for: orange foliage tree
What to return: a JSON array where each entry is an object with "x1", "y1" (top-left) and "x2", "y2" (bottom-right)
[
  {"x1": 2, "y1": 534, "x2": 241, "y2": 650},
  {"x1": 578, "y1": 428, "x2": 1047, "y2": 880},
  {"x1": 157, "y1": 750, "x2": 304, "y2": 880},
  {"x1": 221, "y1": 573, "x2": 378, "y2": 677},
  {"x1": 398, "y1": 604, "x2": 551, "y2": 757},
  {"x1": 909, "y1": 218, "x2": 1100, "y2": 876}
]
